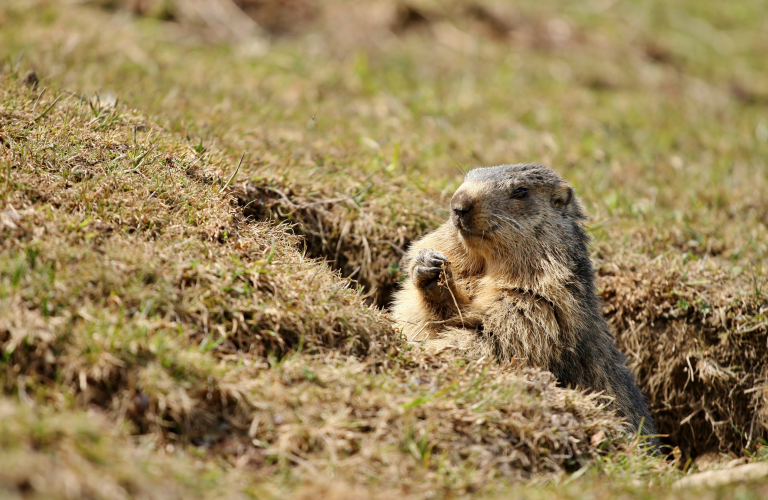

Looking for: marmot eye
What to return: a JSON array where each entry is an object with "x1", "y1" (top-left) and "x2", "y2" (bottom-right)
[{"x1": 511, "y1": 187, "x2": 528, "y2": 199}]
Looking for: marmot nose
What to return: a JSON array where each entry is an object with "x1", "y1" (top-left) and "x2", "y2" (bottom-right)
[
  {"x1": 451, "y1": 199, "x2": 474, "y2": 229},
  {"x1": 451, "y1": 190, "x2": 475, "y2": 228},
  {"x1": 452, "y1": 206, "x2": 471, "y2": 218}
]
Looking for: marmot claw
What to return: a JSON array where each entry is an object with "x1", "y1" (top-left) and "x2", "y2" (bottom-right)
[{"x1": 412, "y1": 248, "x2": 451, "y2": 293}]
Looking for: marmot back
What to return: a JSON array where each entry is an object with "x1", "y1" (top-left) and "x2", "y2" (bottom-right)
[{"x1": 393, "y1": 163, "x2": 659, "y2": 448}]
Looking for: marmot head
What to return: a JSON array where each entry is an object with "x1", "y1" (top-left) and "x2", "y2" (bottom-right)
[{"x1": 450, "y1": 163, "x2": 587, "y2": 268}]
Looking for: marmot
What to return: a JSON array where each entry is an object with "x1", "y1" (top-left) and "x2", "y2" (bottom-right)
[{"x1": 393, "y1": 163, "x2": 659, "y2": 447}]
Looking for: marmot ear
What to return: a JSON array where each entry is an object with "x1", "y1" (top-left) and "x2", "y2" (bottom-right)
[{"x1": 551, "y1": 183, "x2": 573, "y2": 209}]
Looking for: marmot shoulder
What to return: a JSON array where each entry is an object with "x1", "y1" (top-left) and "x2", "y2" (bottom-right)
[{"x1": 393, "y1": 163, "x2": 659, "y2": 448}]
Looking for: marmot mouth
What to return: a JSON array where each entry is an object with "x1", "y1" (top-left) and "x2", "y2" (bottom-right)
[
  {"x1": 454, "y1": 217, "x2": 475, "y2": 234},
  {"x1": 455, "y1": 216, "x2": 494, "y2": 237},
  {"x1": 459, "y1": 228, "x2": 487, "y2": 243},
  {"x1": 459, "y1": 225, "x2": 493, "y2": 238}
]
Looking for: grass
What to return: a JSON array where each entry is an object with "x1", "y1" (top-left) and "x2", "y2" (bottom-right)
[
  {"x1": 0, "y1": 66, "x2": 648, "y2": 499},
  {"x1": 0, "y1": 398, "x2": 246, "y2": 499},
  {"x1": 1, "y1": 0, "x2": 767, "y2": 498}
]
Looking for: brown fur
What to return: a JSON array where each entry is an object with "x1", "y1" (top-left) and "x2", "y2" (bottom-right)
[{"x1": 393, "y1": 164, "x2": 659, "y2": 448}]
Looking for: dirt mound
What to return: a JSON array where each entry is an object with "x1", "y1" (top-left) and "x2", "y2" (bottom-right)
[
  {"x1": 234, "y1": 177, "x2": 768, "y2": 458},
  {"x1": 0, "y1": 75, "x2": 395, "y2": 441},
  {"x1": 0, "y1": 398, "x2": 237, "y2": 499},
  {"x1": 231, "y1": 179, "x2": 441, "y2": 308},
  {"x1": 231, "y1": 352, "x2": 636, "y2": 487},
  {"x1": 93, "y1": 0, "x2": 316, "y2": 35},
  {"x1": 0, "y1": 75, "x2": 641, "y2": 493},
  {"x1": 92, "y1": 0, "x2": 584, "y2": 53},
  {"x1": 597, "y1": 245, "x2": 767, "y2": 456}
]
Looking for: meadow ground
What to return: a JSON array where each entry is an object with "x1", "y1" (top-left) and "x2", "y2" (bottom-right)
[{"x1": 0, "y1": 0, "x2": 767, "y2": 498}]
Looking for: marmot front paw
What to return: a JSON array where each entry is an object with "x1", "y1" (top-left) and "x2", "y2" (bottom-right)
[{"x1": 412, "y1": 248, "x2": 452, "y2": 297}]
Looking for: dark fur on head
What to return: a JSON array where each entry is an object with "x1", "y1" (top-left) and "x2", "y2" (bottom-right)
[{"x1": 393, "y1": 163, "x2": 659, "y2": 449}]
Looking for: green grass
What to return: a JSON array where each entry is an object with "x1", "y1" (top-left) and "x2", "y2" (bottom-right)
[{"x1": 1, "y1": 0, "x2": 767, "y2": 498}]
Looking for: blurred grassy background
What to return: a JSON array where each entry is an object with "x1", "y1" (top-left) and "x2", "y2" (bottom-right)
[{"x1": 1, "y1": 0, "x2": 767, "y2": 498}]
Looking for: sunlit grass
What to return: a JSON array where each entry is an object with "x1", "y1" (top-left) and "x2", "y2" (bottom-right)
[{"x1": 0, "y1": 0, "x2": 766, "y2": 498}]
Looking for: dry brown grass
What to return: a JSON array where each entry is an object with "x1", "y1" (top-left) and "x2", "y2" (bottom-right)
[
  {"x1": 116, "y1": 0, "x2": 768, "y2": 460},
  {"x1": 2, "y1": 0, "x2": 768, "y2": 496},
  {"x1": 0, "y1": 73, "x2": 394, "y2": 434},
  {"x1": 231, "y1": 178, "x2": 440, "y2": 308},
  {"x1": 0, "y1": 74, "x2": 644, "y2": 497},
  {"x1": 596, "y1": 233, "x2": 767, "y2": 456},
  {"x1": 232, "y1": 167, "x2": 768, "y2": 457},
  {"x1": 0, "y1": 397, "x2": 240, "y2": 500}
]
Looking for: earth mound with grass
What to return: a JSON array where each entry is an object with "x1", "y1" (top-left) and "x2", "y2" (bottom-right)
[
  {"x1": 234, "y1": 164, "x2": 768, "y2": 457},
  {"x1": 2, "y1": 0, "x2": 768, "y2": 498},
  {"x1": 0, "y1": 74, "x2": 642, "y2": 498}
]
